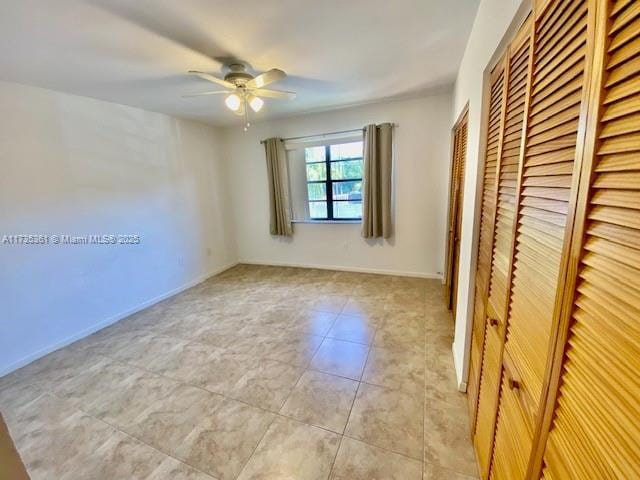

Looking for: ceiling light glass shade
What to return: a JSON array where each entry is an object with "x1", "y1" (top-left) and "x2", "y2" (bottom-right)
[
  {"x1": 248, "y1": 95, "x2": 264, "y2": 112},
  {"x1": 225, "y1": 93, "x2": 241, "y2": 111}
]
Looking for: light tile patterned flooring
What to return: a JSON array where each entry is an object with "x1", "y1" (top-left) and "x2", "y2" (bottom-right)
[{"x1": 0, "y1": 265, "x2": 479, "y2": 480}]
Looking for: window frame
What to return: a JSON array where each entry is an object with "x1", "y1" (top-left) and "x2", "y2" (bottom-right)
[{"x1": 306, "y1": 143, "x2": 363, "y2": 221}]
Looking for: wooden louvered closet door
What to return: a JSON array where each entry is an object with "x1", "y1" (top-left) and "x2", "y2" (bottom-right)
[
  {"x1": 489, "y1": 0, "x2": 596, "y2": 477},
  {"x1": 534, "y1": 1, "x2": 640, "y2": 478},
  {"x1": 445, "y1": 109, "x2": 469, "y2": 317},
  {"x1": 472, "y1": 19, "x2": 532, "y2": 478},
  {"x1": 467, "y1": 61, "x2": 505, "y2": 423},
  {"x1": 465, "y1": 0, "x2": 638, "y2": 478},
  {"x1": 452, "y1": 116, "x2": 468, "y2": 318}
]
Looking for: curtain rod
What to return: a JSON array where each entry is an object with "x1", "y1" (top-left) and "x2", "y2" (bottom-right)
[{"x1": 259, "y1": 124, "x2": 398, "y2": 144}]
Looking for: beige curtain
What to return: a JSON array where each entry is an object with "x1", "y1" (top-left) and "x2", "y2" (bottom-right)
[
  {"x1": 362, "y1": 123, "x2": 393, "y2": 239},
  {"x1": 264, "y1": 138, "x2": 293, "y2": 236}
]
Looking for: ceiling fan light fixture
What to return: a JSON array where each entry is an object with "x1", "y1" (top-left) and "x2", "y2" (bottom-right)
[
  {"x1": 248, "y1": 95, "x2": 264, "y2": 113},
  {"x1": 225, "y1": 93, "x2": 241, "y2": 111},
  {"x1": 188, "y1": 65, "x2": 294, "y2": 129}
]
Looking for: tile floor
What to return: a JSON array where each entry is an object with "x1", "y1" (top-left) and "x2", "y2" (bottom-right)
[{"x1": 0, "y1": 264, "x2": 478, "y2": 480}]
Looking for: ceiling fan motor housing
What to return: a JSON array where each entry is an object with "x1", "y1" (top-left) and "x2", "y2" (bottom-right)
[{"x1": 224, "y1": 64, "x2": 254, "y2": 86}]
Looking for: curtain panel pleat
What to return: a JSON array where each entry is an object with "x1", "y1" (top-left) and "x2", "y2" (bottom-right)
[
  {"x1": 362, "y1": 123, "x2": 393, "y2": 239},
  {"x1": 264, "y1": 138, "x2": 293, "y2": 236}
]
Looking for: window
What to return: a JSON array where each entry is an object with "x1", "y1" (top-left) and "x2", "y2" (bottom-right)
[{"x1": 304, "y1": 141, "x2": 363, "y2": 220}]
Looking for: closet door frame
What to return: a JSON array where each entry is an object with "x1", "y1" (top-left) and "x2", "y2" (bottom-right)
[{"x1": 527, "y1": 0, "x2": 611, "y2": 477}]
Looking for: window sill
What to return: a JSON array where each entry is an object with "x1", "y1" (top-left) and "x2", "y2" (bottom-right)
[{"x1": 292, "y1": 219, "x2": 361, "y2": 225}]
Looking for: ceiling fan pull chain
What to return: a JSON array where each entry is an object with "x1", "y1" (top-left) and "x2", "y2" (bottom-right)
[{"x1": 244, "y1": 96, "x2": 250, "y2": 131}]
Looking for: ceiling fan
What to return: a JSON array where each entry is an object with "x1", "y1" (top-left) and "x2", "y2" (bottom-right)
[{"x1": 185, "y1": 63, "x2": 296, "y2": 130}]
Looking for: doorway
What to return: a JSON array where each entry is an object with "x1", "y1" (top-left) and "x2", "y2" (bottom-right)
[{"x1": 444, "y1": 106, "x2": 468, "y2": 319}]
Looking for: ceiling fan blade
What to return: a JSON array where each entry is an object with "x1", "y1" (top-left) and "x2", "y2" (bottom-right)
[
  {"x1": 182, "y1": 91, "x2": 232, "y2": 98},
  {"x1": 188, "y1": 70, "x2": 235, "y2": 89},
  {"x1": 252, "y1": 88, "x2": 297, "y2": 100},
  {"x1": 245, "y1": 69, "x2": 286, "y2": 89}
]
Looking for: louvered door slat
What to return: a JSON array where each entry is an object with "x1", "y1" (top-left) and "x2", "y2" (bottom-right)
[
  {"x1": 536, "y1": 0, "x2": 582, "y2": 46},
  {"x1": 535, "y1": 19, "x2": 587, "y2": 77},
  {"x1": 504, "y1": 0, "x2": 588, "y2": 413},
  {"x1": 445, "y1": 107, "x2": 468, "y2": 315},
  {"x1": 474, "y1": 324, "x2": 503, "y2": 471},
  {"x1": 523, "y1": 174, "x2": 572, "y2": 187},
  {"x1": 486, "y1": 39, "x2": 530, "y2": 321},
  {"x1": 530, "y1": 77, "x2": 583, "y2": 117},
  {"x1": 451, "y1": 113, "x2": 468, "y2": 316},
  {"x1": 526, "y1": 147, "x2": 576, "y2": 166},
  {"x1": 591, "y1": 190, "x2": 640, "y2": 210},
  {"x1": 489, "y1": 354, "x2": 534, "y2": 480},
  {"x1": 531, "y1": 48, "x2": 585, "y2": 96},
  {"x1": 541, "y1": 2, "x2": 640, "y2": 477},
  {"x1": 605, "y1": 56, "x2": 640, "y2": 86},
  {"x1": 604, "y1": 74, "x2": 640, "y2": 104},
  {"x1": 599, "y1": 112, "x2": 640, "y2": 136}
]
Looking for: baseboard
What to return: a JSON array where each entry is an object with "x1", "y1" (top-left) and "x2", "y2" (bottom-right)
[
  {"x1": 239, "y1": 259, "x2": 442, "y2": 279},
  {"x1": 0, "y1": 261, "x2": 238, "y2": 377},
  {"x1": 1, "y1": 258, "x2": 437, "y2": 377},
  {"x1": 452, "y1": 341, "x2": 468, "y2": 392}
]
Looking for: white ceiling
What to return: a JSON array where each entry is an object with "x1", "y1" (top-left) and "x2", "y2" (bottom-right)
[{"x1": 0, "y1": 0, "x2": 479, "y2": 126}]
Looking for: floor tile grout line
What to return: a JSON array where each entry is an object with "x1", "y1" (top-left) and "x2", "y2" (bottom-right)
[
  {"x1": 235, "y1": 414, "x2": 345, "y2": 480},
  {"x1": 85, "y1": 329, "x2": 329, "y2": 406},
  {"x1": 233, "y1": 407, "x2": 279, "y2": 480},
  {"x1": 326, "y1": 332, "x2": 373, "y2": 478},
  {"x1": 88, "y1": 355, "x2": 292, "y2": 417},
  {"x1": 422, "y1": 304, "x2": 428, "y2": 478},
  {"x1": 83, "y1": 303, "x2": 433, "y2": 366},
  {"x1": 346, "y1": 326, "x2": 427, "y2": 463},
  {"x1": 12, "y1": 378, "x2": 429, "y2": 474},
  {"x1": 35, "y1": 387, "x2": 219, "y2": 480},
  {"x1": 340, "y1": 432, "x2": 425, "y2": 462},
  {"x1": 31, "y1": 351, "x2": 276, "y2": 421},
  {"x1": 15, "y1": 357, "x2": 364, "y2": 477},
  {"x1": 12, "y1": 319, "x2": 430, "y2": 410},
  {"x1": 320, "y1": 334, "x2": 376, "y2": 347},
  {"x1": 273, "y1": 361, "x2": 309, "y2": 415},
  {"x1": 80, "y1": 346, "x2": 421, "y2": 434},
  {"x1": 276, "y1": 306, "x2": 360, "y2": 426},
  {"x1": 423, "y1": 461, "x2": 481, "y2": 480},
  {"x1": 15, "y1": 333, "x2": 438, "y2": 411},
  {"x1": 6, "y1": 270, "x2": 464, "y2": 478},
  {"x1": 325, "y1": 434, "x2": 344, "y2": 479},
  {"x1": 325, "y1": 364, "x2": 365, "y2": 479}
]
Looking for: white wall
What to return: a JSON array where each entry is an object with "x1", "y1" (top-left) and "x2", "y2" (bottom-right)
[
  {"x1": 0, "y1": 81, "x2": 236, "y2": 375},
  {"x1": 223, "y1": 93, "x2": 453, "y2": 278},
  {"x1": 450, "y1": 0, "x2": 529, "y2": 388}
]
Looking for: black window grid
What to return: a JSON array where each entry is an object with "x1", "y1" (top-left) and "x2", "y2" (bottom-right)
[{"x1": 306, "y1": 145, "x2": 363, "y2": 221}]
